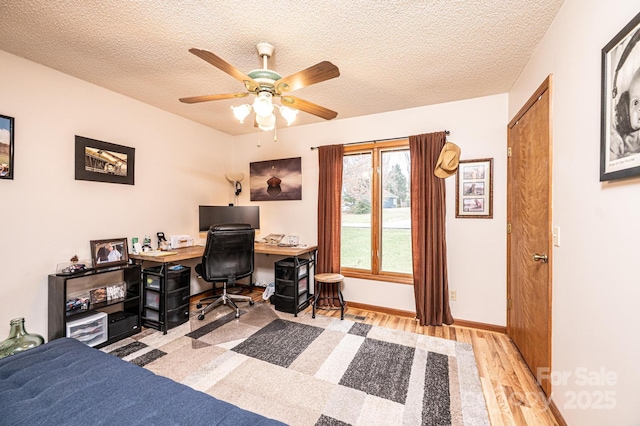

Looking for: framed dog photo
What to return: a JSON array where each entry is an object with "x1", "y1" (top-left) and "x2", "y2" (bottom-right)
[
  {"x1": 600, "y1": 10, "x2": 640, "y2": 181},
  {"x1": 90, "y1": 238, "x2": 129, "y2": 268},
  {"x1": 456, "y1": 158, "x2": 493, "y2": 219}
]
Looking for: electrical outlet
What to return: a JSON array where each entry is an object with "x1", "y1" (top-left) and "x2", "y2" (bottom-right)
[{"x1": 449, "y1": 290, "x2": 457, "y2": 301}]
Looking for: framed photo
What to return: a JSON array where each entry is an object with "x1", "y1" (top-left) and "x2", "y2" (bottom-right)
[
  {"x1": 90, "y1": 238, "x2": 129, "y2": 268},
  {"x1": 75, "y1": 135, "x2": 135, "y2": 185},
  {"x1": 600, "y1": 11, "x2": 640, "y2": 181},
  {"x1": 456, "y1": 158, "x2": 493, "y2": 219},
  {"x1": 0, "y1": 114, "x2": 15, "y2": 180},
  {"x1": 249, "y1": 157, "x2": 302, "y2": 201}
]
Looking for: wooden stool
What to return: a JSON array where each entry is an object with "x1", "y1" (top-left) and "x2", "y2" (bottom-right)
[{"x1": 312, "y1": 273, "x2": 345, "y2": 320}]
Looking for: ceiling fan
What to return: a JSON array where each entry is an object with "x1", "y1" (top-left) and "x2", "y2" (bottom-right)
[{"x1": 179, "y1": 43, "x2": 340, "y2": 131}]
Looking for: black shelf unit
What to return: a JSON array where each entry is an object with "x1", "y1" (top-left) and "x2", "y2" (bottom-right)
[
  {"x1": 142, "y1": 264, "x2": 190, "y2": 334},
  {"x1": 272, "y1": 257, "x2": 312, "y2": 316},
  {"x1": 48, "y1": 264, "x2": 142, "y2": 347}
]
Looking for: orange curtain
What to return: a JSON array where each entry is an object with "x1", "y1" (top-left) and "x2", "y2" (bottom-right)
[
  {"x1": 317, "y1": 144, "x2": 344, "y2": 306},
  {"x1": 409, "y1": 132, "x2": 453, "y2": 326}
]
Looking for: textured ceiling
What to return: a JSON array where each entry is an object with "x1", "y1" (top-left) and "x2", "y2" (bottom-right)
[{"x1": 0, "y1": 0, "x2": 563, "y2": 136}]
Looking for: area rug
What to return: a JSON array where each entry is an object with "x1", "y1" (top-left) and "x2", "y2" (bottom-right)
[{"x1": 101, "y1": 303, "x2": 489, "y2": 426}]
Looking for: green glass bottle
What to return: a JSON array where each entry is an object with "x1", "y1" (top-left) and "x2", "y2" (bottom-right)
[{"x1": 0, "y1": 317, "x2": 45, "y2": 359}]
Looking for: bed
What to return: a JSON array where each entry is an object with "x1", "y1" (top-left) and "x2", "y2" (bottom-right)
[{"x1": 0, "y1": 337, "x2": 285, "y2": 425}]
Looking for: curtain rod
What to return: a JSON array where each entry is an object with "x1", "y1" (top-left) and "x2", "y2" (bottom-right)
[{"x1": 309, "y1": 130, "x2": 449, "y2": 150}]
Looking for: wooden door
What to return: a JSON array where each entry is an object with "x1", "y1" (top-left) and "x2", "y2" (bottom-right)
[{"x1": 507, "y1": 76, "x2": 553, "y2": 396}]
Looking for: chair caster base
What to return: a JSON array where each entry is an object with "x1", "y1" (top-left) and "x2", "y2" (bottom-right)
[
  {"x1": 198, "y1": 313, "x2": 205, "y2": 320},
  {"x1": 196, "y1": 303, "x2": 202, "y2": 309},
  {"x1": 235, "y1": 311, "x2": 240, "y2": 318},
  {"x1": 249, "y1": 300, "x2": 254, "y2": 306}
]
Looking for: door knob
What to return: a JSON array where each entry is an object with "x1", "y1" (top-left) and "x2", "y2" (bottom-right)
[{"x1": 533, "y1": 253, "x2": 548, "y2": 263}]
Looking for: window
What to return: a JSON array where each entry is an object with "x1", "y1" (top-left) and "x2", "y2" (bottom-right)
[{"x1": 341, "y1": 140, "x2": 412, "y2": 283}]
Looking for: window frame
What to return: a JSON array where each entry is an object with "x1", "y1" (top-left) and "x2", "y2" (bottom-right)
[{"x1": 341, "y1": 139, "x2": 413, "y2": 285}]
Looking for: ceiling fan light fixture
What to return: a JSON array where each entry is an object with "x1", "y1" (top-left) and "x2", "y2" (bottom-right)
[
  {"x1": 253, "y1": 92, "x2": 274, "y2": 117},
  {"x1": 256, "y1": 113, "x2": 276, "y2": 131},
  {"x1": 231, "y1": 104, "x2": 252, "y2": 123},
  {"x1": 182, "y1": 44, "x2": 339, "y2": 136},
  {"x1": 278, "y1": 106, "x2": 298, "y2": 126}
]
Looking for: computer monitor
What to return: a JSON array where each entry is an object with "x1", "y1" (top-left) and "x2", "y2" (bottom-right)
[{"x1": 199, "y1": 205, "x2": 260, "y2": 231}]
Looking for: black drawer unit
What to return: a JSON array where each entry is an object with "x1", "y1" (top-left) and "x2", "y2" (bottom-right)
[
  {"x1": 142, "y1": 264, "x2": 190, "y2": 334},
  {"x1": 273, "y1": 257, "x2": 312, "y2": 316}
]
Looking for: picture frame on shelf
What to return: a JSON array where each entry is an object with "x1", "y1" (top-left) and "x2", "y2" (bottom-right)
[
  {"x1": 456, "y1": 158, "x2": 493, "y2": 219},
  {"x1": 600, "y1": 10, "x2": 640, "y2": 181},
  {"x1": 90, "y1": 238, "x2": 129, "y2": 268},
  {"x1": 75, "y1": 135, "x2": 135, "y2": 185},
  {"x1": 0, "y1": 114, "x2": 15, "y2": 180}
]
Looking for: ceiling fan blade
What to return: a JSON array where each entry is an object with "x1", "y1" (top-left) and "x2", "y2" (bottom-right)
[
  {"x1": 280, "y1": 96, "x2": 338, "y2": 120},
  {"x1": 275, "y1": 61, "x2": 340, "y2": 94},
  {"x1": 189, "y1": 48, "x2": 259, "y2": 91},
  {"x1": 179, "y1": 92, "x2": 249, "y2": 104}
]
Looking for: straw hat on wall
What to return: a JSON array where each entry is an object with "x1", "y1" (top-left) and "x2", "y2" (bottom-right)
[{"x1": 434, "y1": 142, "x2": 461, "y2": 178}]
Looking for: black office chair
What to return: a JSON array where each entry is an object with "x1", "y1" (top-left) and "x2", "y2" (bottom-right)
[{"x1": 195, "y1": 223, "x2": 255, "y2": 320}]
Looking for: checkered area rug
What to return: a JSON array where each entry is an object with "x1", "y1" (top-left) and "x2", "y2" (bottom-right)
[{"x1": 101, "y1": 303, "x2": 489, "y2": 426}]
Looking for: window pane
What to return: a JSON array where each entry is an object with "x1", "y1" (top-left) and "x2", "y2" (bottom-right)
[
  {"x1": 341, "y1": 153, "x2": 372, "y2": 270},
  {"x1": 381, "y1": 150, "x2": 412, "y2": 273}
]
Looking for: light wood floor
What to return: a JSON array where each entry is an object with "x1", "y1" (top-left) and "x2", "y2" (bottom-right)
[{"x1": 193, "y1": 289, "x2": 560, "y2": 425}]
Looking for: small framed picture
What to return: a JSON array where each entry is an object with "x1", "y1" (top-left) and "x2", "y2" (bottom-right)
[
  {"x1": 90, "y1": 238, "x2": 129, "y2": 268},
  {"x1": 456, "y1": 158, "x2": 493, "y2": 219},
  {"x1": 75, "y1": 135, "x2": 135, "y2": 185},
  {"x1": 600, "y1": 10, "x2": 640, "y2": 181},
  {"x1": 0, "y1": 114, "x2": 15, "y2": 180}
]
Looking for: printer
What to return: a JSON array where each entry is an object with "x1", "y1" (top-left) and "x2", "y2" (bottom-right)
[{"x1": 170, "y1": 235, "x2": 194, "y2": 249}]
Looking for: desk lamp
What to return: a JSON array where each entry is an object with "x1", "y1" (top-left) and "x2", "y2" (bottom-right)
[{"x1": 225, "y1": 172, "x2": 245, "y2": 205}]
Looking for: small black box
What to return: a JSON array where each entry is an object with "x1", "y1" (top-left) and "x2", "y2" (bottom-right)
[{"x1": 108, "y1": 311, "x2": 138, "y2": 339}]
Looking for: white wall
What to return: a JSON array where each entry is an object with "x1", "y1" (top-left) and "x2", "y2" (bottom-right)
[
  {"x1": 230, "y1": 94, "x2": 508, "y2": 326},
  {"x1": 0, "y1": 47, "x2": 508, "y2": 342},
  {"x1": 0, "y1": 50, "x2": 231, "y2": 337},
  {"x1": 509, "y1": 1, "x2": 640, "y2": 424}
]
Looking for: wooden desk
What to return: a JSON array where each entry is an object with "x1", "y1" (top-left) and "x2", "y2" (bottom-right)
[
  {"x1": 129, "y1": 243, "x2": 318, "y2": 263},
  {"x1": 254, "y1": 243, "x2": 318, "y2": 258},
  {"x1": 129, "y1": 244, "x2": 317, "y2": 332},
  {"x1": 129, "y1": 245, "x2": 204, "y2": 264}
]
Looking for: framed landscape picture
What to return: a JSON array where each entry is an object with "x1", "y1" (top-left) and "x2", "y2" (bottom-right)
[
  {"x1": 75, "y1": 135, "x2": 135, "y2": 185},
  {"x1": 600, "y1": 10, "x2": 640, "y2": 181},
  {"x1": 249, "y1": 157, "x2": 302, "y2": 201},
  {"x1": 456, "y1": 158, "x2": 493, "y2": 219},
  {"x1": 0, "y1": 114, "x2": 15, "y2": 180}
]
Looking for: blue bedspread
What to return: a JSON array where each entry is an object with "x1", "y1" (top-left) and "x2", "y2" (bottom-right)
[{"x1": 0, "y1": 337, "x2": 285, "y2": 425}]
